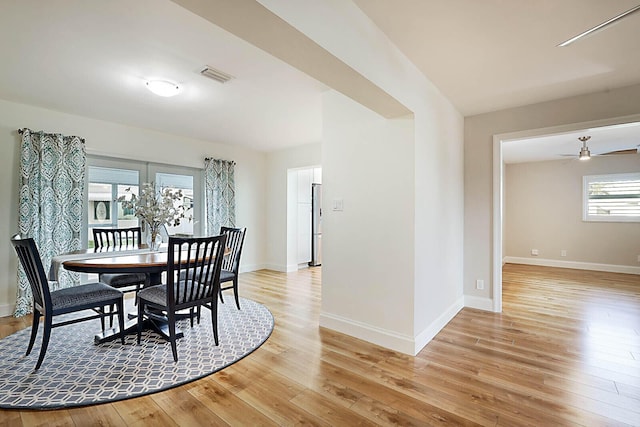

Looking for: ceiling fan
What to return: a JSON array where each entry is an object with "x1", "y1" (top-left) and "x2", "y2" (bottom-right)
[
  {"x1": 558, "y1": 4, "x2": 640, "y2": 47},
  {"x1": 562, "y1": 136, "x2": 640, "y2": 160}
]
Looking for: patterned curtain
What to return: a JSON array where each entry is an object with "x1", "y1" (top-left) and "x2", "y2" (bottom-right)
[
  {"x1": 204, "y1": 158, "x2": 236, "y2": 235},
  {"x1": 15, "y1": 129, "x2": 86, "y2": 317}
]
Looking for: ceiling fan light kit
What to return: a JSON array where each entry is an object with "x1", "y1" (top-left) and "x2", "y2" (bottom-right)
[{"x1": 578, "y1": 136, "x2": 591, "y2": 160}]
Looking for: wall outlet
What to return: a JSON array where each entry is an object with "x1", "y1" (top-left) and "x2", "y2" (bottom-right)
[
  {"x1": 531, "y1": 249, "x2": 539, "y2": 256},
  {"x1": 476, "y1": 279, "x2": 484, "y2": 290},
  {"x1": 561, "y1": 250, "x2": 567, "y2": 257}
]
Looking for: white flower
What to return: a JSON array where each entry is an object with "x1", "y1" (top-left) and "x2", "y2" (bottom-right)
[{"x1": 117, "y1": 183, "x2": 189, "y2": 238}]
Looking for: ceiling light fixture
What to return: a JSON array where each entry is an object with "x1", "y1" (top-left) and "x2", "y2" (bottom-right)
[
  {"x1": 578, "y1": 136, "x2": 591, "y2": 160},
  {"x1": 145, "y1": 80, "x2": 180, "y2": 97},
  {"x1": 558, "y1": 4, "x2": 640, "y2": 47}
]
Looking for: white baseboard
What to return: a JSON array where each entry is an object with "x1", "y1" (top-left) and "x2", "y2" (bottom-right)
[
  {"x1": 319, "y1": 312, "x2": 415, "y2": 355},
  {"x1": 413, "y1": 296, "x2": 464, "y2": 355},
  {"x1": 239, "y1": 263, "x2": 270, "y2": 274},
  {"x1": 504, "y1": 256, "x2": 640, "y2": 275},
  {"x1": 464, "y1": 295, "x2": 495, "y2": 311},
  {"x1": 0, "y1": 303, "x2": 15, "y2": 318},
  {"x1": 256, "y1": 263, "x2": 290, "y2": 273},
  {"x1": 320, "y1": 296, "x2": 464, "y2": 356}
]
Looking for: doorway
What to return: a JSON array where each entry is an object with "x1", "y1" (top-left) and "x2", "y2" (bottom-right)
[
  {"x1": 286, "y1": 166, "x2": 322, "y2": 271},
  {"x1": 492, "y1": 114, "x2": 640, "y2": 312}
]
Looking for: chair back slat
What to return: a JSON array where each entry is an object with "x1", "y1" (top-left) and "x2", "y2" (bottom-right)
[
  {"x1": 220, "y1": 227, "x2": 246, "y2": 273},
  {"x1": 11, "y1": 234, "x2": 52, "y2": 312},
  {"x1": 93, "y1": 227, "x2": 141, "y2": 249},
  {"x1": 167, "y1": 235, "x2": 226, "y2": 309}
]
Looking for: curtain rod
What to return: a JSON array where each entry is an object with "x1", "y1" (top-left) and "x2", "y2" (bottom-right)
[
  {"x1": 205, "y1": 157, "x2": 236, "y2": 165},
  {"x1": 17, "y1": 128, "x2": 86, "y2": 143}
]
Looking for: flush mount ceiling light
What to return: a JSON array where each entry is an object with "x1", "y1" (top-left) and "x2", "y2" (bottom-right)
[
  {"x1": 578, "y1": 136, "x2": 591, "y2": 160},
  {"x1": 145, "y1": 80, "x2": 180, "y2": 97}
]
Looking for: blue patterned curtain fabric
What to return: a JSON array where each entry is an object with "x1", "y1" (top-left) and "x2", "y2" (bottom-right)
[
  {"x1": 15, "y1": 129, "x2": 86, "y2": 317},
  {"x1": 204, "y1": 158, "x2": 236, "y2": 236}
]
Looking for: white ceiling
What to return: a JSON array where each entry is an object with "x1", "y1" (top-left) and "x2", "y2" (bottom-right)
[
  {"x1": 354, "y1": 0, "x2": 640, "y2": 116},
  {"x1": 1, "y1": 1, "x2": 640, "y2": 156},
  {"x1": 0, "y1": 0, "x2": 326, "y2": 152}
]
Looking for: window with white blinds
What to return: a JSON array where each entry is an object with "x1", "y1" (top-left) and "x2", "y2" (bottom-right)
[{"x1": 583, "y1": 173, "x2": 640, "y2": 222}]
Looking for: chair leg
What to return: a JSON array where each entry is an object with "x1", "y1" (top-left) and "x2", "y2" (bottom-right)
[
  {"x1": 168, "y1": 311, "x2": 178, "y2": 362},
  {"x1": 116, "y1": 298, "x2": 125, "y2": 345},
  {"x1": 134, "y1": 283, "x2": 141, "y2": 306},
  {"x1": 189, "y1": 307, "x2": 194, "y2": 328},
  {"x1": 219, "y1": 286, "x2": 225, "y2": 304},
  {"x1": 26, "y1": 309, "x2": 41, "y2": 356},
  {"x1": 34, "y1": 313, "x2": 53, "y2": 370},
  {"x1": 233, "y1": 277, "x2": 240, "y2": 310},
  {"x1": 110, "y1": 303, "x2": 117, "y2": 328},
  {"x1": 105, "y1": 304, "x2": 116, "y2": 329},
  {"x1": 137, "y1": 300, "x2": 144, "y2": 345},
  {"x1": 211, "y1": 299, "x2": 219, "y2": 346}
]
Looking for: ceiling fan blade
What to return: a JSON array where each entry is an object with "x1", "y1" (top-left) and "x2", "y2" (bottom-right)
[
  {"x1": 558, "y1": 4, "x2": 640, "y2": 47},
  {"x1": 598, "y1": 148, "x2": 639, "y2": 156}
]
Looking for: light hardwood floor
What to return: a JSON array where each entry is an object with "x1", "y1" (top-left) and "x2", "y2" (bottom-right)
[{"x1": 1, "y1": 264, "x2": 639, "y2": 426}]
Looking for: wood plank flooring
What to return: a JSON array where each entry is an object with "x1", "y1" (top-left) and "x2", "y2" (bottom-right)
[{"x1": 0, "y1": 264, "x2": 639, "y2": 426}]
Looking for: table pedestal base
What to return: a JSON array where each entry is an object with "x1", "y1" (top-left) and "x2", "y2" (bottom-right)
[{"x1": 94, "y1": 316, "x2": 184, "y2": 344}]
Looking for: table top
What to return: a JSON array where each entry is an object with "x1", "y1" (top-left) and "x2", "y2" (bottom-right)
[
  {"x1": 62, "y1": 245, "x2": 229, "y2": 275},
  {"x1": 64, "y1": 248, "x2": 168, "y2": 269}
]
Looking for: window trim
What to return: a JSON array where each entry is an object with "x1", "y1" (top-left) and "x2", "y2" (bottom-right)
[{"x1": 583, "y1": 172, "x2": 640, "y2": 223}]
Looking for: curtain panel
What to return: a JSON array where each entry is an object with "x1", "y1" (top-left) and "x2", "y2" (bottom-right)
[
  {"x1": 204, "y1": 158, "x2": 236, "y2": 235},
  {"x1": 15, "y1": 129, "x2": 86, "y2": 317}
]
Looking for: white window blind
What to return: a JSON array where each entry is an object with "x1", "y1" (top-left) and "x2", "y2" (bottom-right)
[{"x1": 583, "y1": 173, "x2": 640, "y2": 222}]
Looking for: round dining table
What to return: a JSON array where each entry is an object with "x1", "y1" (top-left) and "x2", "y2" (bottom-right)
[
  {"x1": 63, "y1": 248, "x2": 170, "y2": 287},
  {"x1": 63, "y1": 246, "x2": 180, "y2": 343},
  {"x1": 62, "y1": 245, "x2": 230, "y2": 344}
]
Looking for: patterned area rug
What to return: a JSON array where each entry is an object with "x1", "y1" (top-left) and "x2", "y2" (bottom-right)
[{"x1": 0, "y1": 297, "x2": 273, "y2": 410}]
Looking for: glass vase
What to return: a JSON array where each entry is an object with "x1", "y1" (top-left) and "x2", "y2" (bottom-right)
[{"x1": 147, "y1": 226, "x2": 162, "y2": 252}]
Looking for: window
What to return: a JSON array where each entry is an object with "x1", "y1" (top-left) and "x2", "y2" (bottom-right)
[
  {"x1": 87, "y1": 166, "x2": 140, "y2": 247},
  {"x1": 155, "y1": 172, "x2": 194, "y2": 236},
  {"x1": 583, "y1": 173, "x2": 640, "y2": 222},
  {"x1": 84, "y1": 156, "x2": 202, "y2": 248}
]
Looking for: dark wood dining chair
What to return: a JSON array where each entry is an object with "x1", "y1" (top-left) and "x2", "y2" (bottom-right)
[
  {"x1": 92, "y1": 227, "x2": 147, "y2": 295},
  {"x1": 218, "y1": 227, "x2": 246, "y2": 310},
  {"x1": 136, "y1": 234, "x2": 226, "y2": 362},
  {"x1": 11, "y1": 234, "x2": 125, "y2": 370}
]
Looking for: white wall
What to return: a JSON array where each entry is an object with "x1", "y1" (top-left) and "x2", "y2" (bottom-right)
[
  {"x1": 265, "y1": 143, "x2": 321, "y2": 271},
  {"x1": 0, "y1": 98, "x2": 267, "y2": 316},
  {"x1": 321, "y1": 90, "x2": 415, "y2": 347},
  {"x1": 261, "y1": 0, "x2": 465, "y2": 355},
  {"x1": 505, "y1": 155, "x2": 640, "y2": 268},
  {"x1": 465, "y1": 83, "x2": 640, "y2": 306}
]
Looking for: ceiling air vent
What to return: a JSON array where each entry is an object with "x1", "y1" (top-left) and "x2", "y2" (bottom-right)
[{"x1": 200, "y1": 66, "x2": 234, "y2": 84}]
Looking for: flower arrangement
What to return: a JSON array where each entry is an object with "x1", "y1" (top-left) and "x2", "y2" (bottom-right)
[{"x1": 118, "y1": 183, "x2": 188, "y2": 250}]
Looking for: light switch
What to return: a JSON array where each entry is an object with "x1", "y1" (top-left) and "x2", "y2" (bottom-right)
[{"x1": 332, "y1": 199, "x2": 343, "y2": 211}]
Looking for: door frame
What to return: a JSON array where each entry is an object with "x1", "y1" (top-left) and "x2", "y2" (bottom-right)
[{"x1": 491, "y1": 113, "x2": 640, "y2": 312}]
